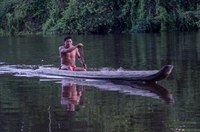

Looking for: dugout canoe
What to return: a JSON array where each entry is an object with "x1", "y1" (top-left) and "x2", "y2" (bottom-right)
[{"x1": 36, "y1": 65, "x2": 173, "y2": 82}]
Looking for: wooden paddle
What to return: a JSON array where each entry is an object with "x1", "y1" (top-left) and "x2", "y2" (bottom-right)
[{"x1": 79, "y1": 46, "x2": 87, "y2": 69}]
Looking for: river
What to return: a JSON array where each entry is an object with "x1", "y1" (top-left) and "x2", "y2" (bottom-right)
[{"x1": 0, "y1": 32, "x2": 200, "y2": 132}]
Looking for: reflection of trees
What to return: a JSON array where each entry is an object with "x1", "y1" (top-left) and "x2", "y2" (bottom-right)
[
  {"x1": 0, "y1": 76, "x2": 177, "y2": 132},
  {"x1": 0, "y1": 77, "x2": 60, "y2": 131},
  {"x1": 124, "y1": 32, "x2": 200, "y2": 131},
  {"x1": 0, "y1": 76, "x2": 174, "y2": 131},
  {"x1": 0, "y1": 37, "x2": 61, "y2": 65},
  {"x1": 45, "y1": 78, "x2": 173, "y2": 132},
  {"x1": 83, "y1": 87, "x2": 173, "y2": 132},
  {"x1": 164, "y1": 32, "x2": 200, "y2": 131},
  {"x1": 93, "y1": 32, "x2": 200, "y2": 131}
]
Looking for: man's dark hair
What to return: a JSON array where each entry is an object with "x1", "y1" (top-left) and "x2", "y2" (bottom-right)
[{"x1": 64, "y1": 36, "x2": 72, "y2": 42}]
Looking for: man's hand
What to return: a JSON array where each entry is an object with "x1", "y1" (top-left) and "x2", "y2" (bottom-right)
[
  {"x1": 76, "y1": 43, "x2": 84, "y2": 48},
  {"x1": 83, "y1": 63, "x2": 87, "y2": 70}
]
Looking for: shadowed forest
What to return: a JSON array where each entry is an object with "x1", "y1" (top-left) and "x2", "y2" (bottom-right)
[{"x1": 0, "y1": 0, "x2": 200, "y2": 35}]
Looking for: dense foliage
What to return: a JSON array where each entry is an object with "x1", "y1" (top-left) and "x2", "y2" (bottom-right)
[{"x1": 0, "y1": 0, "x2": 200, "y2": 35}]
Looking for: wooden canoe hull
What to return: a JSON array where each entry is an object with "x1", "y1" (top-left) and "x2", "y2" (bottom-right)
[{"x1": 36, "y1": 65, "x2": 173, "y2": 82}]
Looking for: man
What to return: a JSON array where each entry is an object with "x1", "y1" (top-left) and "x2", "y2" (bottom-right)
[{"x1": 59, "y1": 36, "x2": 86, "y2": 71}]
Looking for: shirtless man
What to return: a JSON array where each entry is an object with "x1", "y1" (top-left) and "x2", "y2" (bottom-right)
[{"x1": 59, "y1": 36, "x2": 86, "y2": 71}]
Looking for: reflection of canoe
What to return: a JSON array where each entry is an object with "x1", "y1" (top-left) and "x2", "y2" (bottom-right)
[
  {"x1": 36, "y1": 65, "x2": 173, "y2": 82},
  {"x1": 111, "y1": 80, "x2": 174, "y2": 104},
  {"x1": 60, "y1": 78, "x2": 174, "y2": 104}
]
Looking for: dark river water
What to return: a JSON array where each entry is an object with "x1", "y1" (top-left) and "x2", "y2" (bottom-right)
[{"x1": 0, "y1": 33, "x2": 200, "y2": 132}]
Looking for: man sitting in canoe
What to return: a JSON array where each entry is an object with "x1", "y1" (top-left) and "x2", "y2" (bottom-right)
[{"x1": 59, "y1": 36, "x2": 86, "y2": 71}]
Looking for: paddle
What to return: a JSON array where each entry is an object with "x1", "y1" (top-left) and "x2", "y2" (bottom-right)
[{"x1": 79, "y1": 46, "x2": 87, "y2": 70}]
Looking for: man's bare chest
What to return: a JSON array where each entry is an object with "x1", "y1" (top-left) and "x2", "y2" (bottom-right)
[{"x1": 65, "y1": 51, "x2": 76, "y2": 58}]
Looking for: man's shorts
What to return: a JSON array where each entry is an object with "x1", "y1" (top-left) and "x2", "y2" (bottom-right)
[{"x1": 60, "y1": 64, "x2": 76, "y2": 71}]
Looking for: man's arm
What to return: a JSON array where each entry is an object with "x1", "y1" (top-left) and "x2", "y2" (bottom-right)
[
  {"x1": 76, "y1": 50, "x2": 84, "y2": 65},
  {"x1": 59, "y1": 43, "x2": 84, "y2": 54},
  {"x1": 76, "y1": 49, "x2": 87, "y2": 69},
  {"x1": 59, "y1": 45, "x2": 77, "y2": 54}
]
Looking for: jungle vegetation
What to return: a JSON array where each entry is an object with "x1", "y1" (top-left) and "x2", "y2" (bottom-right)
[{"x1": 0, "y1": 0, "x2": 200, "y2": 35}]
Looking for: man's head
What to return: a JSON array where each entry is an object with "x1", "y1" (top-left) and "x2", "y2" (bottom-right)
[{"x1": 64, "y1": 36, "x2": 73, "y2": 47}]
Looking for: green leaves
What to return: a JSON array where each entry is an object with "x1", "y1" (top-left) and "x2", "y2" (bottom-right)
[{"x1": 1, "y1": 0, "x2": 200, "y2": 35}]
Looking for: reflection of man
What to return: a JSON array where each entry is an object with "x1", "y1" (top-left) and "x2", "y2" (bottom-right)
[{"x1": 61, "y1": 82, "x2": 85, "y2": 112}]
